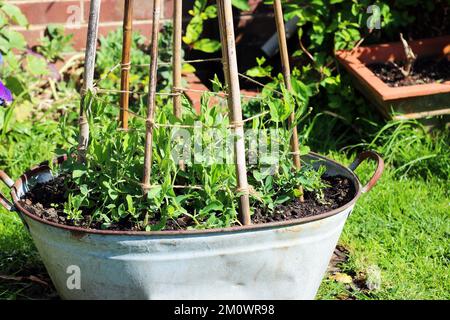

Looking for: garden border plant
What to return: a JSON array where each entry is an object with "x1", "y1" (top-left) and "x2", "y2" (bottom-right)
[{"x1": 0, "y1": 0, "x2": 384, "y2": 300}]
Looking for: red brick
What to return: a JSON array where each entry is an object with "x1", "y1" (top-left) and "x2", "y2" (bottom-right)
[
  {"x1": 14, "y1": 0, "x2": 83, "y2": 25},
  {"x1": 66, "y1": 20, "x2": 153, "y2": 49},
  {"x1": 13, "y1": 19, "x2": 157, "y2": 50},
  {"x1": 183, "y1": 73, "x2": 258, "y2": 113},
  {"x1": 13, "y1": 27, "x2": 46, "y2": 48},
  {"x1": 11, "y1": 0, "x2": 271, "y2": 52},
  {"x1": 83, "y1": 0, "x2": 153, "y2": 23},
  {"x1": 164, "y1": 0, "x2": 173, "y2": 19}
]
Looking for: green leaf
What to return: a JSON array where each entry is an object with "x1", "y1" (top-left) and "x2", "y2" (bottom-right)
[
  {"x1": 26, "y1": 55, "x2": 49, "y2": 76},
  {"x1": 232, "y1": 0, "x2": 250, "y2": 11},
  {"x1": 0, "y1": 35, "x2": 10, "y2": 51},
  {"x1": 108, "y1": 188, "x2": 118, "y2": 200},
  {"x1": 183, "y1": 15, "x2": 203, "y2": 44},
  {"x1": 298, "y1": 145, "x2": 311, "y2": 156},
  {"x1": 253, "y1": 170, "x2": 263, "y2": 182},
  {"x1": 203, "y1": 5, "x2": 217, "y2": 19},
  {"x1": 147, "y1": 185, "x2": 162, "y2": 199},
  {"x1": 79, "y1": 185, "x2": 89, "y2": 196},
  {"x1": 193, "y1": 39, "x2": 221, "y2": 53},
  {"x1": 268, "y1": 100, "x2": 281, "y2": 123},
  {"x1": 126, "y1": 195, "x2": 135, "y2": 213},
  {"x1": 4, "y1": 76, "x2": 28, "y2": 99},
  {"x1": 72, "y1": 170, "x2": 86, "y2": 178},
  {"x1": 291, "y1": 78, "x2": 312, "y2": 102},
  {"x1": 1, "y1": 29, "x2": 26, "y2": 50},
  {"x1": 1, "y1": 3, "x2": 28, "y2": 26},
  {"x1": 274, "y1": 195, "x2": 290, "y2": 205},
  {"x1": 200, "y1": 200, "x2": 223, "y2": 214},
  {"x1": 246, "y1": 57, "x2": 273, "y2": 78},
  {"x1": 182, "y1": 63, "x2": 196, "y2": 73},
  {"x1": 246, "y1": 66, "x2": 270, "y2": 78}
]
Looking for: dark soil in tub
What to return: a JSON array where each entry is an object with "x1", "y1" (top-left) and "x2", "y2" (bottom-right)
[
  {"x1": 19, "y1": 174, "x2": 137, "y2": 231},
  {"x1": 252, "y1": 176, "x2": 355, "y2": 224},
  {"x1": 19, "y1": 175, "x2": 355, "y2": 231},
  {"x1": 367, "y1": 56, "x2": 450, "y2": 87}
]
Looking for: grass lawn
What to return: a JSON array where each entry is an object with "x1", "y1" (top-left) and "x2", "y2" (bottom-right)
[
  {"x1": 317, "y1": 154, "x2": 449, "y2": 300},
  {"x1": 1, "y1": 149, "x2": 448, "y2": 299}
]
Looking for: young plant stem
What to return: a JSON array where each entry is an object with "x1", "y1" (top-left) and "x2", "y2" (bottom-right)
[
  {"x1": 273, "y1": 0, "x2": 304, "y2": 202},
  {"x1": 172, "y1": 0, "x2": 183, "y2": 119},
  {"x1": 78, "y1": 0, "x2": 101, "y2": 163},
  {"x1": 142, "y1": 0, "x2": 161, "y2": 196},
  {"x1": 119, "y1": 0, "x2": 134, "y2": 130},
  {"x1": 217, "y1": 0, "x2": 251, "y2": 225}
]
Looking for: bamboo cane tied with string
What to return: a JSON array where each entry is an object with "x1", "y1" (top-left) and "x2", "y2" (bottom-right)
[
  {"x1": 273, "y1": 0, "x2": 304, "y2": 202},
  {"x1": 119, "y1": 0, "x2": 134, "y2": 130},
  {"x1": 79, "y1": 0, "x2": 303, "y2": 226}
]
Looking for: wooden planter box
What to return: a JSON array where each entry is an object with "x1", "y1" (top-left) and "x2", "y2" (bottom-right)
[{"x1": 336, "y1": 36, "x2": 450, "y2": 122}]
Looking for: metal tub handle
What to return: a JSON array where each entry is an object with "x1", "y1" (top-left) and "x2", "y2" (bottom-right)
[
  {"x1": 0, "y1": 170, "x2": 15, "y2": 211},
  {"x1": 349, "y1": 151, "x2": 384, "y2": 193}
]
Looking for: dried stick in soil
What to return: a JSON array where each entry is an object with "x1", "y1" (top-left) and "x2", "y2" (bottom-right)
[
  {"x1": 78, "y1": 0, "x2": 101, "y2": 163},
  {"x1": 399, "y1": 33, "x2": 417, "y2": 78}
]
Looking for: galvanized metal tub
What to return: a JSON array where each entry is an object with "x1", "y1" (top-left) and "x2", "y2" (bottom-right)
[{"x1": 0, "y1": 152, "x2": 383, "y2": 300}]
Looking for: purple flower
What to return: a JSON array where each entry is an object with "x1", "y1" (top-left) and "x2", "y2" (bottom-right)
[{"x1": 0, "y1": 80, "x2": 13, "y2": 106}]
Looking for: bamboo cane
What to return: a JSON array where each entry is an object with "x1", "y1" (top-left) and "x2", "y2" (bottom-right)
[
  {"x1": 273, "y1": 0, "x2": 304, "y2": 201},
  {"x1": 217, "y1": 1, "x2": 230, "y2": 94},
  {"x1": 172, "y1": 0, "x2": 186, "y2": 171},
  {"x1": 119, "y1": 0, "x2": 134, "y2": 129},
  {"x1": 78, "y1": 0, "x2": 101, "y2": 163},
  {"x1": 142, "y1": 0, "x2": 162, "y2": 196},
  {"x1": 217, "y1": 0, "x2": 251, "y2": 225},
  {"x1": 172, "y1": 0, "x2": 183, "y2": 118}
]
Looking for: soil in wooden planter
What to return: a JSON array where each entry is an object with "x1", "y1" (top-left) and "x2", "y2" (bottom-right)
[
  {"x1": 367, "y1": 56, "x2": 450, "y2": 87},
  {"x1": 19, "y1": 175, "x2": 355, "y2": 231}
]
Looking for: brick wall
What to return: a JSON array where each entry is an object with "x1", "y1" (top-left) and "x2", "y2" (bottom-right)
[
  {"x1": 10, "y1": 0, "x2": 278, "y2": 93},
  {"x1": 10, "y1": 0, "x2": 270, "y2": 51},
  {"x1": 9, "y1": 0, "x2": 176, "y2": 50}
]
